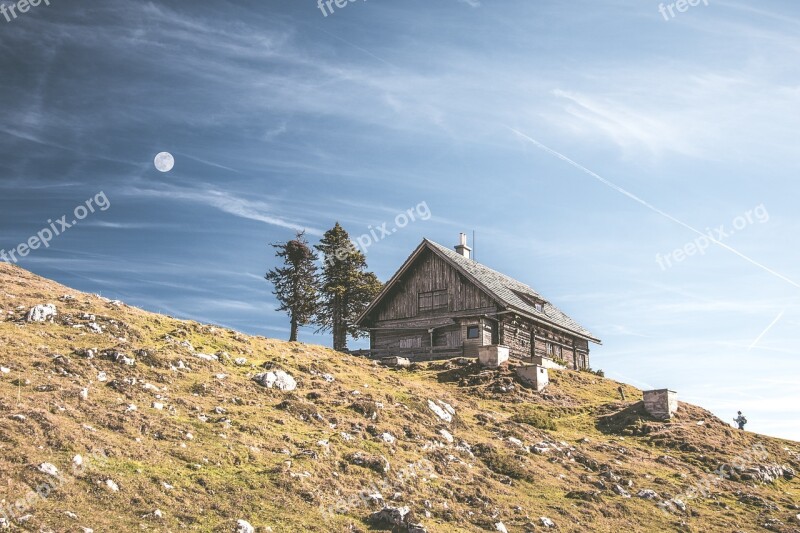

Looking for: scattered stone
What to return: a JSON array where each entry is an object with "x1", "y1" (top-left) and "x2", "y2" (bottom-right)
[
  {"x1": 115, "y1": 353, "x2": 135, "y2": 366},
  {"x1": 73, "y1": 455, "x2": 83, "y2": 468},
  {"x1": 234, "y1": 358, "x2": 248, "y2": 366},
  {"x1": 428, "y1": 400, "x2": 452, "y2": 423},
  {"x1": 235, "y1": 519, "x2": 255, "y2": 533},
  {"x1": 0, "y1": 367, "x2": 10, "y2": 374},
  {"x1": 80, "y1": 388, "x2": 89, "y2": 400},
  {"x1": 508, "y1": 437, "x2": 524, "y2": 448},
  {"x1": 613, "y1": 484, "x2": 631, "y2": 498},
  {"x1": 440, "y1": 429, "x2": 454, "y2": 443},
  {"x1": 153, "y1": 509, "x2": 164, "y2": 520},
  {"x1": 540, "y1": 516, "x2": 556, "y2": 528},
  {"x1": 105, "y1": 479, "x2": 120, "y2": 492},
  {"x1": 65, "y1": 511, "x2": 78, "y2": 519},
  {"x1": 11, "y1": 414, "x2": 26, "y2": 421},
  {"x1": 671, "y1": 498, "x2": 687, "y2": 512},
  {"x1": 152, "y1": 402, "x2": 164, "y2": 410},
  {"x1": 38, "y1": 462, "x2": 60, "y2": 477},
  {"x1": 495, "y1": 522, "x2": 509, "y2": 533},
  {"x1": 26, "y1": 304, "x2": 57, "y2": 322},
  {"x1": 253, "y1": 370, "x2": 297, "y2": 391},
  {"x1": 638, "y1": 489, "x2": 659, "y2": 500},
  {"x1": 195, "y1": 353, "x2": 218, "y2": 361},
  {"x1": 381, "y1": 432, "x2": 396, "y2": 444},
  {"x1": 370, "y1": 506, "x2": 410, "y2": 526},
  {"x1": 97, "y1": 371, "x2": 107, "y2": 382},
  {"x1": 381, "y1": 356, "x2": 410, "y2": 368}
]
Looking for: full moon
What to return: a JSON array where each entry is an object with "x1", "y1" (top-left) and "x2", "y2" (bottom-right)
[{"x1": 154, "y1": 152, "x2": 175, "y2": 173}]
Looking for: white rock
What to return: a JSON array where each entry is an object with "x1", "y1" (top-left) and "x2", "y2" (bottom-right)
[
  {"x1": 195, "y1": 353, "x2": 218, "y2": 361},
  {"x1": 439, "y1": 429, "x2": 454, "y2": 443},
  {"x1": 236, "y1": 519, "x2": 255, "y2": 533},
  {"x1": 0, "y1": 367, "x2": 10, "y2": 374},
  {"x1": 26, "y1": 304, "x2": 57, "y2": 322},
  {"x1": 438, "y1": 400, "x2": 456, "y2": 416},
  {"x1": 97, "y1": 371, "x2": 107, "y2": 382},
  {"x1": 321, "y1": 373, "x2": 335, "y2": 382},
  {"x1": 153, "y1": 509, "x2": 164, "y2": 519},
  {"x1": 508, "y1": 437, "x2": 524, "y2": 448},
  {"x1": 495, "y1": 522, "x2": 509, "y2": 533},
  {"x1": 253, "y1": 370, "x2": 296, "y2": 391},
  {"x1": 381, "y1": 432, "x2": 396, "y2": 444},
  {"x1": 73, "y1": 455, "x2": 84, "y2": 467},
  {"x1": 115, "y1": 353, "x2": 135, "y2": 366},
  {"x1": 126, "y1": 404, "x2": 138, "y2": 412},
  {"x1": 105, "y1": 479, "x2": 119, "y2": 492},
  {"x1": 540, "y1": 516, "x2": 556, "y2": 528},
  {"x1": 152, "y1": 402, "x2": 164, "y2": 411},
  {"x1": 80, "y1": 388, "x2": 89, "y2": 400},
  {"x1": 38, "y1": 462, "x2": 60, "y2": 477},
  {"x1": 162, "y1": 481, "x2": 174, "y2": 490},
  {"x1": 88, "y1": 322, "x2": 103, "y2": 333},
  {"x1": 428, "y1": 400, "x2": 452, "y2": 423},
  {"x1": 234, "y1": 357, "x2": 248, "y2": 366},
  {"x1": 65, "y1": 511, "x2": 78, "y2": 519},
  {"x1": 11, "y1": 414, "x2": 26, "y2": 421},
  {"x1": 185, "y1": 432, "x2": 194, "y2": 440},
  {"x1": 0, "y1": 517, "x2": 8, "y2": 529}
]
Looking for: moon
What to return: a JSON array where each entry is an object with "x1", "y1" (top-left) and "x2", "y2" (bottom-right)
[{"x1": 154, "y1": 152, "x2": 175, "y2": 173}]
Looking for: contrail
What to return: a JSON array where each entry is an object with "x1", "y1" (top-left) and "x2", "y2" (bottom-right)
[
  {"x1": 506, "y1": 126, "x2": 800, "y2": 290},
  {"x1": 748, "y1": 310, "x2": 785, "y2": 350}
]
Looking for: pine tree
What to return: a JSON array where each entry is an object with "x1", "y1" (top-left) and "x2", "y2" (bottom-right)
[
  {"x1": 265, "y1": 231, "x2": 320, "y2": 342},
  {"x1": 314, "y1": 223, "x2": 383, "y2": 351}
]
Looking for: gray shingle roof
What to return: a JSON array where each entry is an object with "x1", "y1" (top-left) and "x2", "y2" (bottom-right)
[{"x1": 425, "y1": 239, "x2": 600, "y2": 343}]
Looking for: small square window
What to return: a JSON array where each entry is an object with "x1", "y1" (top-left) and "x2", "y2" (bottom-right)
[
  {"x1": 467, "y1": 326, "x2": 480, "y2": 339},
  {"x1": 534, "y1": 302, "x2": 543, "y2": 312}
]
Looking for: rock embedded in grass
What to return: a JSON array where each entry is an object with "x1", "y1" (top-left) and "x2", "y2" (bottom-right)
[
  {"x1": 38, "y1": 462, "x2": 60, "y2": 477},
  {"x1": 26, "y1": 304, "x2": 57, "y2": 322},
  {"x1": 253, "y1": 370, "x2": 297, "y2": 391},
  {"x1": 235, "y1": 519, "x2": 255, "y2": 533}
]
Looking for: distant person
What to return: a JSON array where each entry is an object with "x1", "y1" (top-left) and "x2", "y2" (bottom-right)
[{"x1": 733, "y1": 411, "x2": 747, "y2": 430}]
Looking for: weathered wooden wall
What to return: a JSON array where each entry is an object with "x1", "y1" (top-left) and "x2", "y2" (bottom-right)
[{"x1": 376, "y1": 250, "x2": 495, "y2": 321}]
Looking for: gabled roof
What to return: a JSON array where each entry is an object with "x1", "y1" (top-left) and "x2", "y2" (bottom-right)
[{"x1": 357, "y1": 239, "x2": 601, "y2": 344}]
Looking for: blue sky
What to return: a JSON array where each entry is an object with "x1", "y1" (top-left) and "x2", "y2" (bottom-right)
[{"x1": 1, "y1": 0, "x2": 799, "y2": 440}]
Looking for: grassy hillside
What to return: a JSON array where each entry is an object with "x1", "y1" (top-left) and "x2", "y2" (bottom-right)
[{"x1": 0, "y1": 262, "x2": 798, "y2": 532}]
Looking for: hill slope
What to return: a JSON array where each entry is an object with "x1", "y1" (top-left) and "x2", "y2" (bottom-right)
[{"x1": 0, "y1": 262, "x2": 798, "y2": 532}]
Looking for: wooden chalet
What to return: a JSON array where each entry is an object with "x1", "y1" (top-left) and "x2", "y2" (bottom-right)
[{"x1": 355, "y1": 234, "x2": 601, "y2": 368}]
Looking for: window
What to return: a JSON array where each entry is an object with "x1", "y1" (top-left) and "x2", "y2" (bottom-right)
[
  {"x1": 466, "y1": 326, "x2": 480, "y2": 339},
  {"x1": 546, "y1": 342, "x2": 553, "y2": 355},
  {"x1": 399, "y1": 336, "x2": 422, "y2": 349},
  {"x1": 419, "y1": 289, "x2": 448, "y2": 312},
  {"x1": 534, "y1": 302, "x2": 544, "y2": 312}
]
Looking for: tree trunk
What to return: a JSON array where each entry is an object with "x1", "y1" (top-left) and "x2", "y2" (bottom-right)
[{"x1": 289, "y1": 315, "x2": 298, "y2": 342}]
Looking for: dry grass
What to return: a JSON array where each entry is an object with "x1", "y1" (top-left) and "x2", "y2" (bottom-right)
[{"x1": 0, "y1": 262, "x2": 798, "y2": 532}]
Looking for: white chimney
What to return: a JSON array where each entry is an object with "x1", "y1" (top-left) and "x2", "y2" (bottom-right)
[{"x1": 454, "y1": 232, "x2": 472, "y2": 259}]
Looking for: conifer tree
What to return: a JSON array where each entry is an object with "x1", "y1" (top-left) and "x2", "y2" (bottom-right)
[
  {"x1": 314, "y1": 222, "x2": 383, "y2": 351},
  {"x1": 265, "y1": 231, "x2": 320, "y2": 342}
]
